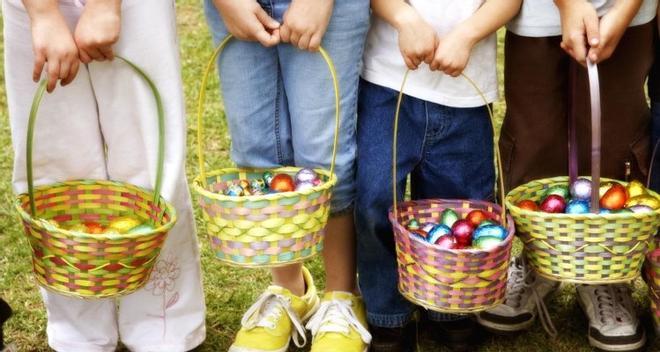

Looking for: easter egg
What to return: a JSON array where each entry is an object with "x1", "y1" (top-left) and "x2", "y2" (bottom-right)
[
  {"x1": 599, "y1": 182, "x2": 619, "y2": 198},
  {"x1": 239, "y1": 179, "x2": 251, "y2": 191},
  {"x1": 295, "y1": 181, "x2": 315, "y2": 192},
  {"x1": 615, "y1": 208, "x2": 633, "y2": 214},
  {"x1": 225, "y1": 184, "x2": 244, "y2": 196},
  {"x1": 313, "y1": 178, "x2": 322, "y2": 186},
  {"x1": 629, "y1": 205, "x2": 654, "y2": 213},
  {"x1": 517, "y1": 200, "x2": 539, "y2": 211},
  {"x1": 466, "y1": 210, "x2": 490, "y2": 227},
  {"x1": 410, "y1": 230, "x2": 427, "y2": 241},
  {"x1": 544, "y1": 185, "x2": 570, "y2": 199},
  {"x1": 84, "y1": 222, "x2": 105, "y2": 234},
  {"x1": 68, "y1": 223, "x2": 89, "y2": 233},
  {"x1": 427, "y1": 224, "x2": 452, "y2": 244},
  {"x1": 440, "y1": 209, "x2": 460, "y2": 228},
  {"x1": 270, "y1": 174, "x2": 295, "y2": 193},
  {"x1": 570, "y1": 178, "x2": 592, "y2": 200},
  {"x1": 434, "y1": 235, "x2": 457, "y2": 250},
  {"x1": 540, "y1": 195, "x2": 566, "y2": 213},
  {"x1": 421, "y1": 223, "x2": 436, "y2": 234},
  {"x1": 407, "y1": 219, "x2": 420, "y2": 231},
  {"x1": 626, "y1": 180, "x2": 647, "y2": 198},
  {"x1": 625, "y1": 195, "x2": 660, "y2": 209},
  {"x1": 109, "y1": 217, "x2": 141, "y2": 233},
  {"x1": 103, "y1": 228, "x2": 121, "y2": 235},
  {"x1": 600, "y1": 184, "x2": 628, "y2": 210},
  {"x1": 473, "y1": 224, "x2": 507, "y2": 241},
  {"x1": 128, "y1": 224, "x2": 155, "y2": 235},
  {"x1": 249, "y1": 179, "x2": 266, "y2": 193},
  {"x1": 478, "y1": 220, "x2": 496, "y2": 228},
  {"x1": 451, "y1": 220, "x2": 475, "y2": 246},
  {"x1": 263, "y1": 171, "x2": 274, "y2": 187},
  {"x1": 566, "y1": 200, "x2": 590, "y2": 214},
  {"x1": 473, "y1": 236, "x2": 503, "y2": 251},
  {"x1": 599, "y1": 208, "x2": 613, "y2": 214},
  {"x1": 295, "y1": 168, "x2": 318, "y2": 184}
]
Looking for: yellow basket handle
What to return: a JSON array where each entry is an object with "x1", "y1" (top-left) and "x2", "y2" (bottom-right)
[
  {"x1": 392, "y1": 70, "x2": 507, "y2": 226},
  {"x1": 196, "y1": 35, "x2": 341, "y2": 188}
]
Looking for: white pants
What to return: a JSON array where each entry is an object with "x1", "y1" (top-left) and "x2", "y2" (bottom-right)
[{"x1": 2, "y1": 0, "x2": 206, "y2": 351}]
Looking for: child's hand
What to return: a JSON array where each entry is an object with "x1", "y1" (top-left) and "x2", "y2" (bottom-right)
[
  {"x1": 394, "y1": 6, "x2": 437, "y2": 70},
  {"x1": 74, "y1": 0, "x2": 121, "y2": 63},
  {"x1": 430, "y1": 26, "x2": 474, "y2": 77},
  {"x1": 29, "y1": 11, "x2": 79, "y2": 92},
  {"x1": 280, "y1": 0, "x2": 333, "y2": 51},
  {"x1": 555, "y1": 0, "x2": 600, "y2": 65},
  {"x1": 212, "y1": 0, "x2": 280, "y2": 47},
  {"x1": 586, "y1": 0, "x2": 642, "y2": 63}
]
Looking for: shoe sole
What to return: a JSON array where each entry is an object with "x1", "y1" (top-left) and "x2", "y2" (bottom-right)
[
  {"x1": 475, "y1": 315, "x2": 536, "y2": 335},
  {"x1": 576, "y1": 298, "x2": 647, "y2": 352}
]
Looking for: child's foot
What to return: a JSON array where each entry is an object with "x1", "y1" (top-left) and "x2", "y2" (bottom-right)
[
  {"x1": 368, "y1": 322, "x2": 416, "y2": 352},
  {"x1": 476, "y1": 256, "x2": 559, "y2": 334},
  {"x1": 576, "y1": 284, "x2": 646, "y2": 352},
  {"x1": 306, "y1": 292, "x2": 371, "y2": 352},
  {"x1": 229, "y1": 267, "x2": 319, "y2": 352},
  {"x1": 425, "y1": 316, "x2": 476, "y2": 352}
]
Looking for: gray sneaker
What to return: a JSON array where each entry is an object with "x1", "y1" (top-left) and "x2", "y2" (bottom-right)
[
  {"x1": 476, "y1": 256, "x2": 559, "y2": 335},
  {"x1": 576, "y1": 284, "x2": 645, "y2": 351}
]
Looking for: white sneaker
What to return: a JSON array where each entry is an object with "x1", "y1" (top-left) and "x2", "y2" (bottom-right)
[
  {"x1": 576, "y1": 284, "x2": 646, "y2": 352},
  {"x1": 476, "y1": 256, "x2": 559, "y2": 335}
]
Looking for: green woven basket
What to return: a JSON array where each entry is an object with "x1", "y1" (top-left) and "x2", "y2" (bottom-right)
[
  {"x1": 15, "y1": 57, "x2": 177, "y2": 298},
  {"x1": 192, "y1": 36, "x2": 340, "y2": 267}
]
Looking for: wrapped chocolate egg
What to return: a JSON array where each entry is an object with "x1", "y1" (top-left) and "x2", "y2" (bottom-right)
[
  {"x1": 626, "y1": 180, "x2": 647, "y2": 198},
  {"x1": 600, "y1": 184, "x2": 627, "y2": 210},
  {"x1": 473, "y1": 236, "x2": 503, "y2": 250},
  {"x1": 250, "y1": 178, "x2": 266, "y2": 191},
  {"x1": 478, "y1": 220, "x2": 496, "y2": 228},
  {"x1": 421, "y1": 223, "x2": 436, "y2": 234},
  {"x1": 68, "y1": 223, "x2": 89, "y2": 233},
  {"x1": 540, "y1": 195, "x2": 566, "y2": 213},
  {"x1": 440, "y1": 209, "x2": 460, "y2": 228},
  {"x1": 473, "y1": 224, "x2": 507, "y2": 241},
  {"x1": 128, "y1": 223, "x2": 155, "y2": 235},
  {"x1": 434, "y1": 235, "x2": 457, "y2": 250},
  {"x1": 566, "y1": 200, "x2": 589, "y2": 214},
  {"x1": 427, "y1": 224, "x2": 452, "y2": 244},
  {"x1": 629, "y1": 205, "x2": 654, "y2": 213},
  {"x1": 625, "y1": 195, "x2": 660, "y2": 209},
  {"x1": 408, "y1": 219, "x2": 420, "y2": 231},
  {"x1": 295, "y1": 181, "x2": 315, "y2": 192},
  {"x1": 599, "y1": 182, "x2": 618, "y2": 198},
  {"x1": 270, "y1": 174, "x2": 295, "y2": 192},
  {"x1": 239, "y1": 179, "x2": 251, "y2": 191},
  {"x1": 109, "y1": 217, "x2": 141, "y2": 233},
  {"x1": 225, "y1": 184, "x2": 244, "y2": 196},
  {"x1": 517, "y1": 199, "x2": 539, "y2": 211},
  {"x1": 295, "y1": 168, "x2": 318, "y2": 184},
  {"x1": 466, "y1": 210, "x2": 490, "y2": 227},
  {"x1": 544, "y1": 185, "x2": 570, "y2": 199},
  {"x1": 84, "y1": 222, "x2": 105, "y2": 234},
  {"x1": 451, "y1": 220, "x2": 475, "y2": 246},
  {"x1": 570, "y1": 178, "x2": 592, "y2": 200},
  {"x1": 263, "y1": 171, "x2": 274, "y2": 187},
  {"x1": 411, "y1": 230, "x2": 427, "y2": 241}
]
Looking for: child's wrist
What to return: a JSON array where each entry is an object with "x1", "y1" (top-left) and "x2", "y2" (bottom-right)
[{"x1": 392, "y1": 4, "x2": 418, "y2": 31}]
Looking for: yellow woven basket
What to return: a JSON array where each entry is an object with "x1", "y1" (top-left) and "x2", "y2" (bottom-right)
[
  {"x1": 192, "y1": 36, "x2": 340, "y2": 267},
  {"x1": 15, "y1": 57, "x2": 177, "y2": 298}
]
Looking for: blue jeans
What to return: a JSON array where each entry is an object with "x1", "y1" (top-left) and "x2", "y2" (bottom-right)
[
  {"x1": 355, "y1": 79, "x2": 495, "y2": 328},
  {"x1": 204, "y1": 0, "x2": 370, "y2": 212},
  {"x1": 651, "y1": 101, "x2": 660, "y2": 192}
]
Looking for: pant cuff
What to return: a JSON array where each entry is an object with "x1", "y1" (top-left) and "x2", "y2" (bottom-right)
[
  {"x1": 367, "y1": 310, "x2": 416, "y2": 328},
  {"x1": 427, "y1": 311, "x2": 467, "y2": 322}
]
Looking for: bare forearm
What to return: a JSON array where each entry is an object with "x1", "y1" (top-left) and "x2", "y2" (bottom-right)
[
  {"x1": 608, "y1": 0, "x2": 643, "y2": 28},
  {"x1": 457, "y1": 0, "x2": 522, "y2": 46},
  {"x1": 370, "y1": 0, "x2": 415, "y2": 30},
  {"x1": 21, "y1": 0, "x2": 60, "y2": 21}
]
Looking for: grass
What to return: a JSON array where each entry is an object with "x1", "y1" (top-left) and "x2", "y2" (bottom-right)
[{"x1": 0, "y1": 1, "x2": 659, "y2": 351}]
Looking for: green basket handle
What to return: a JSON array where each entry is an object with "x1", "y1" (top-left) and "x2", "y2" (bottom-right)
[
  {"x1": 391, "y1": 70, "x2": 507, "y2": 227},
  {"x1": 195, "y1": 35, "x2": 341, "y2": 188},
  {"x1": 26, "y1": 56, "x2": 166, "y2": 218}
]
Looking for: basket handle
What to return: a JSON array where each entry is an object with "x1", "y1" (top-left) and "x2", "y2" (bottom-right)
[
  {"x1": 391, "y1": 70, "x2": 507, "y2": 227},
  {"x1": 195, "y1": 35, "x2": 341, "y2": 188},
  {"x1": 568, "y1": 61, "x2": 601, "y2": 213},
  {"x1": 26, "y1": 56, "x2": 166, "y2": 219}
]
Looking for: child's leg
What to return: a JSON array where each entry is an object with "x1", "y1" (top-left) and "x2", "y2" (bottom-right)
[
  {"x1": 3, "y1": 1, "x2": 120, "y2": 351},
  {"x1": 85, "y1": 1, "x2": 206, "y2": 350}
]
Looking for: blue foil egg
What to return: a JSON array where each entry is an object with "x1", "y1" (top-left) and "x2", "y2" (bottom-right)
[
  {"x1": 599, "y1": 208, "x2": 612, "y2": 214},
  {"x1": 225, "y1": 184, "x2": 244, "y2": 196},
  {"x1": 472, "y1": 224, "x2": 507, "y2": 241},
  {"x1": 427, "y1": 224, "x2": 452, "y2": 244},
  {"x1": 421, "y1": 223, "x2": 436, "y2": 234},
  {"x1": 570, "y1": 178, "x2": 593, "y2": 200},
  {"x1": 566, "y1": 200, "x2": 590, "y2": 214}
]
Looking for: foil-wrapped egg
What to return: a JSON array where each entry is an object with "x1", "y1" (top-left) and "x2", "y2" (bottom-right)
[
  {"x1": 626, "y1": 180, "x2": 647, "y2": 198},
  {"x1": 427, "y1": 224, "x2": 452, "y2": 244},
  {"x1": 600, "y1": 184, "x2": 628, "y2": 210},
  {"x1": 225, "y1": 184, "x2": 244, "y2": 196},
  {"x1": 451, "y1": 220, "x2": 475, "y2": 246},
  {"x1": 472, "y1": 224, "x2": 507, "y2": 241},
  {"x1": 566, "y1": 200, "x2": 590, "y2": 214},
  {"x1": 295, "y1": 168, "x2": 318, "y2": 184},
  {"x1": 625, "y1": 195, "x2": 660, "y2": 209},
  {"x1": 263, "y1": 171, "x2": 274, "y2": 187},
  {"x1": 516, "y1": 200, "x2": 539, "y2": 211},
  {"x1": 295, "y1": 181, "x2": 315, "y2": 192},
  {"x1": 434, "y1": 235, "x2": 457, "y2": 250},
  {"x1": 440, "y1": 209, "x2": 460, "y2": 228},
  {"x1": 570, "y1": 178, "x2": 592, "y2": 200},
  {"x1": 544, "y1": 185, "x2": 570, "y2": 199},
  {"x1": 628, "y1": 205, "x2": 654, "y2": 213},
  {"x1": 473, "y1": 236, "x2": 503, "y2": 250},
  {"x1": 540, "y1": 195, "x2": 566, "y2": 213},
  {"x1": 408, "y1": 219, "x2": 420, "y2": 231},
  {"x1": 466, "y1": 210, "x2": 490, "y2": 227},
  {"x1": 270, "y1": 174, "x2": 295, "y2": 192}
]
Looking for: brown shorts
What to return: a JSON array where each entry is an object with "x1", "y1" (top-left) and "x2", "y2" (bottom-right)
[{"x1": 499, "y1": 21, "x2": 654, "y2": 192}]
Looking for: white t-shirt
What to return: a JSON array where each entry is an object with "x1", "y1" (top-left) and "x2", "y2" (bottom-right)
[
  {"x1": 508, "y1": 0, "x2": 658, "y2": 37},
  {"x1": 361, "y1": 0, "x2": 498, "y2": 108}
]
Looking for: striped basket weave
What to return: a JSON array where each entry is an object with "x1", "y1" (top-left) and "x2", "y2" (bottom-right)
[
  {"x1": 192, "y1": 36, "x2": 340, "y2": 267},
  {"x1": 15, "y1": 57, "x2": 176, "y2": 298},
  {"x1": 644, "y1": 238, "x2": 660, "y2": 331}
]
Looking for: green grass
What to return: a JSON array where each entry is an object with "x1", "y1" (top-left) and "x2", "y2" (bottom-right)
[{"x1": 0, "y1": 1, "x2": 659, "y2": 351}]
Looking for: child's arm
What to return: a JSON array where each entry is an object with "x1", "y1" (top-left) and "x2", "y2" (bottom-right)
[
  {"x1": 22, "y1": 0, "x2": 79, "y2": 92},
  {"x1": 554, "y1": 0, "x2": 600, "y2": 65},
  {"x1": 371, "y1": 0, "x2": 437, "y2": 70},
  {"x1": 280, "y1": 0, "x2": 334, "y2": 51},
  {"x1": 73, "y1": 0, "x2": 122, "y2": 63},
  {"x1": 212, "y1": 0, "x2": 280, "y2": 47},
  {"x1": 586, "y1": 0, "x2": 643, "y2": 63},
  {"x1": 431, "y1": 0, "x2": 522, "y2": 77}
]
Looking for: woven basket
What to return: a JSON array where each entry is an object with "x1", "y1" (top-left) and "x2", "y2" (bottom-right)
[
  {"x1": 14, "y1": 57, "x2": 177, "y2": 298},
  {"x1": 389, "y1": 71, "x2": 514, "y2": 313},
  {"x1": 506, "y1": 63, "x2": 660, "y2": 284},
  {"x1": 192, "y1": 36, "x2": 340, "y2": 267},
  {"x1": 644, "y1": 238, "x2": 660, "y2": 330}
]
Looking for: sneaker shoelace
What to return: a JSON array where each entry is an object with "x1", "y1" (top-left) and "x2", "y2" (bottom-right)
[
  {"x1": 241, "y1": 291, "x2": 308, "y2": 348},
  {"x1": 593, "y1": 285, "x2": 634, "y2": 326},
  {"x1": 305, "y1": 299, "x2": 372, "y2": 344},
  {"x1": 504, "y1": 257, "x2": 558, "y2": 337}
]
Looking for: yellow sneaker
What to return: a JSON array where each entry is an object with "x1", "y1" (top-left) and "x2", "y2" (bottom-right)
[
  {"x1": 229, "y1": 267, "x2": 320, "y2": 352},
  {"x1": 307, "y1": 292, "x2": 372, "y2": 352}
]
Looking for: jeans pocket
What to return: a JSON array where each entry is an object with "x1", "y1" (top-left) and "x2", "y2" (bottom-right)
[{"x1": 498, "y1": 130, "x2": 516, "y2": 192}]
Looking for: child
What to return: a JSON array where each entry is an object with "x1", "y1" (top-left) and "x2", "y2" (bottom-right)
[
  {"x1": 478, "y1": 1, "x2": 656, "y2": 351},
  {"x1": 355, "y1": 0, "x2": 521, "y2": 351},
  {"x1": 3, "y1": 0, "x2": 206, "y2": 350},
  {"x1": 204, "y1": 0, "x2": 371, "y2": 351}
]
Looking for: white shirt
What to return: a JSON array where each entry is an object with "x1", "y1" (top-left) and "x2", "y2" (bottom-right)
[
  {"x1": 508, "y1": 0, "x2": 658, "y2": 37},
  {"x1": 361, "y1": 0, "x2": 498, "y2": 108}
]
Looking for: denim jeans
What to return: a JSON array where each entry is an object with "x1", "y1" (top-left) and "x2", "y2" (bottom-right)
[
  {"x1": 204, "y1": 0, "x2": 370, "y2": 212},
  {"x1": 355, "y1": 79, "x2": 495, "y2": 328},
  {"x1": 651, "y1": 101, "x2": 660, "y2": 192}
]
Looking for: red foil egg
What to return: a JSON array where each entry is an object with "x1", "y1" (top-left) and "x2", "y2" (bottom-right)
[
  {"x1": 466, "y1": 210, "x2": 490, "y2": 227},
  {"x1": 517, "y1": 199, "x2": 539, "y2": 211},
  {"x1": 270, "y1": 174, "x2": 296, "y2": 193},
  {"x1": 600, "y1": 184, "x2": 628, "y2": 210},
  {"x1": 451, "y1": 220, "x2": 475, "y2": 246},
  {"x1": 540, "y1": 195, "x2": 566, "y2": 213},
  {"x1": 434, "y1": 235, "x2": 457, "y2": 250}
]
